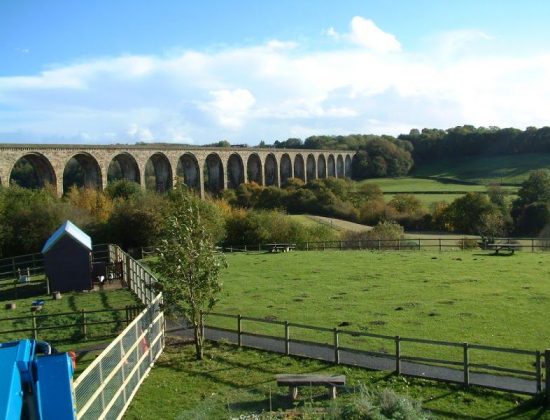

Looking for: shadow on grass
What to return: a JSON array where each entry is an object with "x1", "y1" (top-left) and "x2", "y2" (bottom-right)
[
  {"x1": 162, "y1": 342, "x2": 334, "y2": 392},
  {"x1": 472, "y1": 253, "x2": 517, "y2": 257},
  {"x1": 0, "y1": 281, "x2": 46, "y2": 301},
  {"x1": 485, "y1": 394, "x2": 548, "y2": 420}
]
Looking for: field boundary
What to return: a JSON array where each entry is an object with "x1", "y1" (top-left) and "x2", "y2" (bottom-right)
[
  {"x1": 191, "y1": 312, "x2": 547, "y2": 397},
  {"x1": 141, "y1": 237, "x2": 550, "y2": 257},
  {"x1": 0, "y1": 305, "x2": 144, "y2": 343}
]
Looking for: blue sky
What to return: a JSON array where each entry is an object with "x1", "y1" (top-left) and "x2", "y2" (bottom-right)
[{"x1": 2, "y1": 1, "x2": 550, "y2": 144}]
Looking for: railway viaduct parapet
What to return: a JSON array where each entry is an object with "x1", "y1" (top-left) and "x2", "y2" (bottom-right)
[{"x1": 0, "y1": 144, "x2": 355, "y2": 197}]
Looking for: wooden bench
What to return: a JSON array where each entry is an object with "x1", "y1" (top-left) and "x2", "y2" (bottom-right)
[
  {"x1": 267, "y1": 243, "x2": 296, "y2": 253},
  {"x1": 275, "y1": 374, "x2": 346, "y2": 400},
  {"x1": 486, "y1": 243, "x2": 520, "y2": 255}
]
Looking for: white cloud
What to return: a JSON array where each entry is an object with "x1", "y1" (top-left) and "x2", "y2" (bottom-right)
[
  {"x1": 349, "y1": 17, "x2": 401, "y2": 52},
  {"x1": 1, "y1": 17, "x2": 550, "y2": 144},
  {"x1": 202, "y1": 89, "x2": 256, "y2": 129}
]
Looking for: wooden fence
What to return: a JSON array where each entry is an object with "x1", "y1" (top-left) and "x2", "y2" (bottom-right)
[
  {"x1": 203, "y1": 312, "x2": 546, "y2": 397},
  {"x1": 0, "y1": 305, "x2": 143, "y2": 343},
  {"x1": 140, "y1": 237, "x2": 550, "y2": 257},
  {"x1": 0, "y1": 243, "x2": 110, "y2": 280}
]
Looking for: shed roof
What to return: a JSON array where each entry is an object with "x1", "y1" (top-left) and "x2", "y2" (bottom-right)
[{"x1": 41, "y1": 220, "x2": 92, "y2": 254}]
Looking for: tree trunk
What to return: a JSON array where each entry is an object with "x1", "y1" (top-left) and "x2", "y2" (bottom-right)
[{"x1": 193, "y1": 323, "x2": 203, "y2": 360}]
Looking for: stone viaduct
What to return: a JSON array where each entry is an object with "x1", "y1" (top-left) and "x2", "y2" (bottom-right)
[{"x1": 0, "y1": 144, "x2": 355, "y2": 197}]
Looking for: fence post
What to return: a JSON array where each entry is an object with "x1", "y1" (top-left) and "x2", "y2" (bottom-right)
[
  {"x1": 244, "y1": 245, "x2": 247, "y2": 252},
  {"x1": 333, "y1": 328, "x2": 339, "y2": 365},
  {"x1": 32, "y1": 313, "x2": 37, "y2": 340},
  {"x1": 532, "y1": 239, "x2": 535, "y2": 253},
  {"x1": 545, "y1": 349, "x2": 550, "y2": 406},
  {"x1": 378, "y1": 239, "x2": 381, "y2": 250},
  {"x1": 81, "y1": 309, "x2": 87, "y2": 340},
  {"x1": 463, "y1": 343, "x2": 469, "y2": 386},
  {"x1": 237, "y1": 314, "x2": 242, "y2": 347},
  {"x1": 395, "y1": 336, "x2": 401, "y2": 374},
  {"x1": 11, "y1": 256, "x2": 16, "y2": 279},
  {"x1": 439, "y1": 238, "x2": 442, "y2": 252},
  {"x1": 418, "y1": 238, "x2": 421, "y2": 250},
  {"x1": 284, "y1": 321, "x2": 290, "y2": 356},
  {"x1": 99, "y1": 361, "x2": 106, "y2": 410},
  {"x1": 125, "y1": 256, "x2": 132, "y2": 289},
  {"x1": 461, "y1": 238, "x2": 465, "y2": 251},
  {"x1": 119, "y1": 340, "x2": 128, "y2": 405},
  {"x1": 358, "y1": 240, "x2": 362, "y2": 250},
  {"x1": 306, "y1": 242, "x2": 309, "y2": 251},
  {"x1": 536, "y1": 350, "x2": 542, "y2": 393}
]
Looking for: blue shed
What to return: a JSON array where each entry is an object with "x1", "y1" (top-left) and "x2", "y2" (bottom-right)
[{"x1": 42, "y1": 221, "x2": 93, "y2": 293}]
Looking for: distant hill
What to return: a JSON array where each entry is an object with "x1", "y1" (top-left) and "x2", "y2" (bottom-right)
[{"x1": 410, "y1": 153, "x2": 550, "y2": 185}]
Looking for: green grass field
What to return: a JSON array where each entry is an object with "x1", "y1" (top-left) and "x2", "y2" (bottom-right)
[
  {"x1": 0, "y1": 277, "x2": 140, "y2": 346},
  {"x1": 357, "y1": 177, "x2": 488, "y2": 193},
  {"x1": 411, "y1": 153, "x2": 550, "y2": 185},
  {"x1": 125, "y1": 340, "x2": 548, "y2": 419},
  {"x1": 356, "y1": 177, "x2": 519, "y2": 207},
  {"x1": 209, "y1": 251, "x2": 549, "y2": 372},
  {"x1": 128, "y1": 250, "x2": 550, "y2": 418}
]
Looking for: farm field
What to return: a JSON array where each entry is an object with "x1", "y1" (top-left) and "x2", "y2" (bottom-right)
[
  {"x1": 357, "y1": 177, "x2": 489, "y2": 193},
  {"x1": 410, "y1": 153, "x2": 550, "y2": 185},
  {"x1": 211, "y1": 251, "x2": 549, "y2": 372},
  {"x1": 125, "y1": 340, "x2": 548, "y2": 419},
  {"x1": 356, "y1": 177, "x2": 518, "y2": 207}
]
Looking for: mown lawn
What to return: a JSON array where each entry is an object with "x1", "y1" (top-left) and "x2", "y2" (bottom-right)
[
  {"x1": 125, "y1": 339, "x2": 549, "y2": 419},
  {"x1": 210, "y1": 250, "x2": 549, "y2": 372},
  {"x1": 410, "y1": 153, "x2": 550, "y2": 185},
  {"x1": 357, "y1": 177, "x2": 489, "y2": 193}
]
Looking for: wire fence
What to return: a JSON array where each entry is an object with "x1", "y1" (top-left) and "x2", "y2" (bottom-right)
[
  {"x1": 201, "y1": 312, "x2": 546, "y2": 396},
  {"x1": 73, "y1": 245, "x2": 164, "y2": 420}
]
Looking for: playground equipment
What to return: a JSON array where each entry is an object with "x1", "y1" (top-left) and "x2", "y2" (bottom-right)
[{"x1": 0, "y1": 339, "x2": 76, "y2": 420}]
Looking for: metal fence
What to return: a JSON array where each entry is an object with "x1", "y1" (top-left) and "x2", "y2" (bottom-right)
[
  {"x1": 202, "y1": 312, "x2": 546, "y2": 396},
  {"x1": 73, "y1": 245, "x2": 164, "y2": 420}
]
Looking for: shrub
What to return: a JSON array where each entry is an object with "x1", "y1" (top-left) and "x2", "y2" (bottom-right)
[{"x1": 328, "y1": 385, "x2": 432, "y2": 420}]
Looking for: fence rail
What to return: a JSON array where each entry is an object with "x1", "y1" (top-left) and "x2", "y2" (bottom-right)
[
  {"x1": 0, "y1": 243, "x2": 110, "y2": 280},
  {"x1": 203, "y1": 311, "x2": 546, "y2": 396},
  {"x1": 0, "y1": 305, "x2": 143, "y2": 342},
  {"x1": 140, "y1": 237, "x2": 550, "y2": 258},
  {"x1": 73, "y1": 244, "x2": 164, "y2": 420}
]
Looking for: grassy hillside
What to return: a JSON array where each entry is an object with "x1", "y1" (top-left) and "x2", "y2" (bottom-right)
[
  {"x1": 357, "y1": 177, "x2": 488, "y2": 192},
  {"x1": 410, "y1": 153, "x2": 550, "y2": 185},
  {"x1": 356, "y1": 176, "x2": 518, "y2": 207}
]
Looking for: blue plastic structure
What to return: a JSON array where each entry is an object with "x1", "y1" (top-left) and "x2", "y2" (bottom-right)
[{"x1": 0, "y1": 340, "x2": 76, "y2": 420}]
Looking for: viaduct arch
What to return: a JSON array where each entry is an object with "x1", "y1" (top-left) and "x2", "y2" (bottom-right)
[{"x1": 0, "y1": 144, "x2": 355, "y2": 198}]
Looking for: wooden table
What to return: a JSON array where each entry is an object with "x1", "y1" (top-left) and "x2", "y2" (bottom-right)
[
  {"x1": 275, "y1": 374, "x2": 346, "y2": 400},
  {"x1": 486, "y1": 243, "x2": 520, "y2": 255},
  {"x1": 266, "y1": 243, "x2": 296, "y2": 253}
]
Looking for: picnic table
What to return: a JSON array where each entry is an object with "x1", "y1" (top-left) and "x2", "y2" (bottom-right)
[
  {"x1": 275, "y1": 374, "x2": 346, "y2": 400},
  {"x1": 266, "y1": 243, "x2": 296, "y2": 253},
  {"x1": 486, "y1": 243, "x2": 520, "y2": 255}
]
